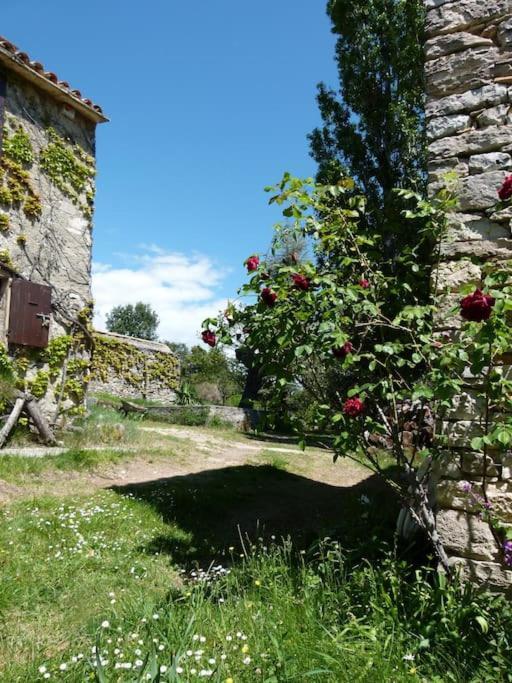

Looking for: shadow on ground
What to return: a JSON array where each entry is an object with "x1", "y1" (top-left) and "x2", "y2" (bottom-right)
[{"x1": 112, "y1": 464, "x2": 401, "y2": 565}]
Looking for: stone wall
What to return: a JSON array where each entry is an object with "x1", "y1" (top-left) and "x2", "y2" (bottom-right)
[
  {"x1": 425, "y1": 0, "x2": 512, "y2": 590},
  {"x1": 89, "y1": 332, "x2": 180, "y2": 403},
  {"x1": 141, "y1": 405, "x2": 261, "y2": 431},
  {"x1": 0, "y1": 69, "x2": 100, "y2": 422}
]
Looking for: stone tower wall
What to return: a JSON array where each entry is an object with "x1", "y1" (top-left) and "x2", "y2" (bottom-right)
[{"x1": 425, "y1": 0, "x2": 512, "y2": 590}]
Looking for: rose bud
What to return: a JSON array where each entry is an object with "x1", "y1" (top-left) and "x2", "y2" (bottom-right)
[
  {"x1": 245, "y1": 255, "x2": 260, "y2": 272},
  {"x1": 332, "y1": 341, "x2": 354, "y2": 359},
  {"x1": 343, "y1": 397, "x2": 365, "y2": 417},
  {"x1": 201, "y1": 330, "x2": 216, "y2": 347},
  {"x1": 291, "y1": 273, "x2": 310, "y2": 291},
  {"x1": 359, "y1": 278, "x2": 370, "y2": 289},
  {"x1": 498, "y1": 175, "x2": 512, "y2": 201},
  {"x1": 460, "y1": 289, "x2": 495, "y2": 323},
  {"x1": 261, "y1": 287, "x2": 277, "y2": 306}
]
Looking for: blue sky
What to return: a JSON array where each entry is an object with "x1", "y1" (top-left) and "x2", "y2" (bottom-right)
[{"x1": 3, "y1": 0, "x2": 337, "y2": 344}]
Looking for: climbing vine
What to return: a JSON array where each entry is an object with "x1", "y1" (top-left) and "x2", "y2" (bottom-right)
[
  {"x1": 91, "y1": 334, "x2": 180, "y2": 395},
  {"x1": 0, "y1": 123, "x2": 42, "y2": 223},
  {"x1": 40, "y1": 127, "x2": 96, "y2": 220}
]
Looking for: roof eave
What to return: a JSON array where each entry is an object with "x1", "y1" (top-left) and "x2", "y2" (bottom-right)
[{"x1": 0, "y1": 48, "x2": 109, "y2": 124}]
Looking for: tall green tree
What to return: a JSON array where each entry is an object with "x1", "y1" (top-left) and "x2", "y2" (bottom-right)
[
  {"x1": 105, "y1": 302, "x2": 159, "y2": 341},
  {"x1": 309, "y1": 0, "x2": 426, "y2": 254}
]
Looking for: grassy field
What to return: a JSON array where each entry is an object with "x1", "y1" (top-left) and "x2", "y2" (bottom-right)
[{"x1": 0, "y1": 412, "x2": 511, "y2": 681}]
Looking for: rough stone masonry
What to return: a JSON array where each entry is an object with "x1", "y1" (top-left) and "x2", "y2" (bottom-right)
[{"x1": 425, "y1": 0, "x2": 512, "y2": 590}]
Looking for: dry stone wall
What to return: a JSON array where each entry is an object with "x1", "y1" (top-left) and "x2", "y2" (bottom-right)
[
  {"x1": 425, "y1": 0, "x2": 512, "y2": 590},
  {"x1": 89, "y1": 332, "x2": 180, "y2": 404}
]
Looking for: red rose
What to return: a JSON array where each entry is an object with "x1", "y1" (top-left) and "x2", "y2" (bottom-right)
[
  {"x1": 201, "y1": 330, "x2": 216, "y2": 347},
  {"x1": 460, "y1": 288, "x2": 495, "y2": 323},
  {"x1": 359, "y1": 278, "x2": 370, "y2": 289},
  {"x1": 292, "y1": 273, "x2": 310, "y2": 290},
  {"x1": 261, "y1": 287, "x2": 277, "y2": 306},
  {"x1": 498, "y1": 175, "x2": 512, "y2": 201},
  {"x1": 246, "y1": 255, "x2": 260, "y2": 272},
  {"x1": 343, "y1": 397, "x2": 365, "y2": 418},
  {"x1": 332, "y1": 341, "x2": 354, "y2": 359}
]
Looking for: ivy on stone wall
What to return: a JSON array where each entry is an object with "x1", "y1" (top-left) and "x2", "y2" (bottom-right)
[
  {"x1": 40, "y1": 128, "x2": 96, "y2": 221},
  {"x1": 91, "y1": 335, "x2": 180, "y2": 394},
  {"x1": 0, "y1": 123, "x2": 42, "y2": 224}
]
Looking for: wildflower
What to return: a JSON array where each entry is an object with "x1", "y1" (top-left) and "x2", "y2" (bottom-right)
[
  {"x1": 59, "y1": 663, "x2": 68, "y2": 671},
  {"x1": 254, "y1": 579, "x2": 261, "y2": 586},
  {"x1": 152, "y1": 613, "x2": 159, "y2": 620},
  {"x1": 160, "y1": 665, "x2": 168, "y2": 673},
  {"x1": 460, "y1": 481, "x2": 472, "y2": 493},
  {"x1": 101, "y1": 620, "x2": 110, "y2": 629},
  {"x1": 343, "y1": 397, "x2": 365, "y2": 418},
  {"x1": 460, "y1": 289, "x2": 495, "y2": 323},
  {"x1": 503, "y1": 540, "x2": 512, "y2": 567},
  {"x1": 38, "y1": 666, "x2": 47, "y2": 674},
  {"x1": 243, "y1": 656, "x2": 251, "y2": 665},
  {"x1": 245, "y1": 255, "x2": 260, "y2": 272},
  {"x1": 242, "y1": 644, "x2": 249, "y2": 654},
  {"x1": 226, "y1": 679, "x2": 234, "y2": 683},
  {"x1": 403, "y1": 654, "x2": 415, "y2": 662},
  {"x1": 177, "y1": 667, "x2": 184, "y2": 674}
]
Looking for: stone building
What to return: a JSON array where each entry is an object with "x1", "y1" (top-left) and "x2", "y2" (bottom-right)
[
  {"x1": 425, "y1": 1, "x2": 512, "y2": 590},
  {"x1": 0, "y1": 36, "x2": 106, "y2": 420}
]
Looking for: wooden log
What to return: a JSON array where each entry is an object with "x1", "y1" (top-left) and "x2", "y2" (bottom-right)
[
  {"x1": 119, "y1": 400, "x2": 147, "y2": 417},
  {"x1": 0, "y1": 397, "x2": 25, "y2": 449},
  {"x1": 25, "y1": 396, "x2": 58, "y2": 446}
]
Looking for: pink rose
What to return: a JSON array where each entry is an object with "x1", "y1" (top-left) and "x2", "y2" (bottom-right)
[
  {"x1": 359, "y1": 278, "x2": 370, "y2": 289},
  {"x1": 261, "y1": 287, "x2": 277, "y2": 306},
  {"x1": 498, "y1": 175, "x2": 512, "y2": 201},
  {"x1": 291, "y1": 273, "x2": 310, "y2": 291},
  {"x1": 343, "y1": 397, "x2": 364, "y2": 417},
  {"x1": 460, "y1": 289, "x2": 495, "y2": 323},
  {"x1": 246, "y1": 255, "x2": 260, "y2": 272},
  {"x1": 332, "y1": 342, "x2": 354, "y2": 359},
  {"x1": 201, "y1": 330, "x2": 216, "y2": 347}
]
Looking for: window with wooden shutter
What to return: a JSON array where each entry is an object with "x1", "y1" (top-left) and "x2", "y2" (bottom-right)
[{"x1": 8, "y1": 279, "x2": 52, "y2": 348}]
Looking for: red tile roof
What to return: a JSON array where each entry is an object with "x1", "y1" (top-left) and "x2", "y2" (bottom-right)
[{"x1": 0, "y1": 36, "x2": 108, "y2": 124}]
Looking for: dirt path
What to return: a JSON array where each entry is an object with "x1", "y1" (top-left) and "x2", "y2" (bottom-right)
[{"x1": 0, "y1": 424, "x2": 371, "y2": 502}]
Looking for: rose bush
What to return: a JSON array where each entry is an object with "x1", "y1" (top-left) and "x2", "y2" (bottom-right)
[{"x1": 202, "y1": 173, "x2": 512, "y2": 572}]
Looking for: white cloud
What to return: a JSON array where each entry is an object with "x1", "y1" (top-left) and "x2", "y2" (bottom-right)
[{"x1": 92, "y1": 248, "x2": 229, "y2": 346}]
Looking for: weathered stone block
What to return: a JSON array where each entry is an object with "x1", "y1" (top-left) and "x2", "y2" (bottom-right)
[
  {"x1": 446, "y1": 212, "x2": 509, "y2": 241},
  {"x1": 435, "y1": 260, "x2": 481, "y2": 294},
  {"x1": 426, "y1": 0, "x2": 512, "y2": 37},
  {"x1": 434, "y1": 292, "x2": 462, "y2": 329},
  {"x1": 441, "y1": 237, "x2": 512, "y2": 259},
  {"x1": 442, "y1": 391, "x2": 485, "y2": 421},
  {"x1": 440, "y1": 420, "x2": 484, "y2": 448},
  {"x1": 458, "y1": 171, "x2": 508, "y2": 210},
  {"x1": 425, "y1": 32, "x2": 494, "y2": 60},
  {"x1": 500, "y1": 453, "x2": 512, "y2": 479},
  {"x1": 437, "y1": 509, "x2": 499, "y2": 561},
  {"x1": 428, "y1": 157, "x2": 469, "y2": 181},
  {"x1": 448, "y1": 557, "x2": 512, "y2": 592},
  {"x1": 497, "y1": 16, "x2": 512, "y2": 48},
  {"x1": 429, "y1": 126, "x2": 512, "y2": 158},
  {"x1": 426, "y1": 84, "x2": 508, "y2": 118},
  {"x1": 469, "y1": 152, "x2": 512, "y2": 174},
  {"x1": 476, "y1": 104, "x2": 511, "y2": 128},
  {"x1": 426, "y1": 48, "x2": 499, "y2": 98},
  {"x1": 489, "y1": 206, "x2": 512, "y2": 222},
  {"x1": 461, "y1": 452, "x2": 499, "y2": 478},
  {"x1": 427, "y1": 114, "x2": 471, "y2": 140}
]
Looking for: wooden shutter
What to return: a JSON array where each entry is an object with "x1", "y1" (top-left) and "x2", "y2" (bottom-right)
[
  {"x1": 8, "y1": 279, "x2": 52, "y2": 348},
  {"x1": 0, "y1": 73, "x2": 6, "y2": 155}
]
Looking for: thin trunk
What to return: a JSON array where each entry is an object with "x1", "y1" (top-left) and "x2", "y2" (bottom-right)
[{"x1": 0, "y1": 397, "x2": 25, "y2": 449}]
